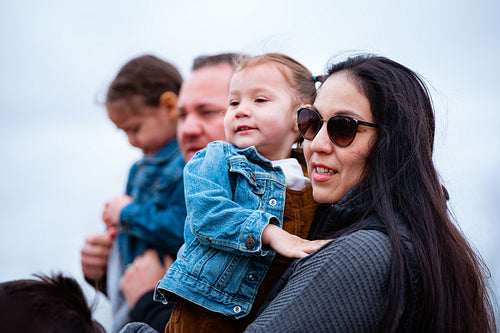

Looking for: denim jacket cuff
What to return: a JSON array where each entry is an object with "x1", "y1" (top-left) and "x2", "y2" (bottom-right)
[
  {"x1": 119, "y1": 202, "x2": 136, "y2": 231},
  {"x1": 239, "y1": 211, "x2": 278, "y2": 255}
]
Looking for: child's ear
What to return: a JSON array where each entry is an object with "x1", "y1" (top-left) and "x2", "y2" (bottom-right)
[{"x1": 159, "y1": 91, "x2": 178, "y2": 120}]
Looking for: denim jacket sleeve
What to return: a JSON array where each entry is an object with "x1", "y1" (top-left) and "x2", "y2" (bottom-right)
[
  {"x1": 119, "y1": 157, "x2": 187, "y2": 256},
  {"x1": 184, "y1": 142, "x2": 279, "y2": 256}
]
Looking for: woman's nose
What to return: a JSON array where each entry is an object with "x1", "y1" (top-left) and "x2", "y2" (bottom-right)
[{"x1": 310, "y1": 123, "x2": 333, "y2": 154}]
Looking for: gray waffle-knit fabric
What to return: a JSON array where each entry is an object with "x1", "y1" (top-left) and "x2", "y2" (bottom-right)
[
  {"x1": 245, "y1": 229, "x2": 392, "y2": 333},
  {"x1": 119, "y1": 322, "x2": 158, "y2": 333}
]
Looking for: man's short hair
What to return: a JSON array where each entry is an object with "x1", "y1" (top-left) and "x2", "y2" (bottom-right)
[{"x1": 191, "y1": 52, "x2": 248, "y2": 71}]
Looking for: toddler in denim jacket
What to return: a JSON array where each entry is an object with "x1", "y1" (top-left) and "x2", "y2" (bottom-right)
[
  {"x1": 101, "y1": 55, "x2": 187, "y2": 332},
  {"x1": 155, "y1": 53, "x2": 330, "y2": 332}
]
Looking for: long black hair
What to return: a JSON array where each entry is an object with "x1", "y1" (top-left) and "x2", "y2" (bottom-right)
[{"x1": 324, "y1": 55, "x2": 496, "y2": 332}]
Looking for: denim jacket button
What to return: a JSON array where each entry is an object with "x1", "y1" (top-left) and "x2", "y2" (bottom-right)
[
  {"x1": 233, "y1": 306, "x2": 242, "y2": 313},
  {"x1": 245, "y1": 236, "x2": 255, "y2": 249},
  {"x1": 269, "y1": 198, "x2": 277, "y2": 206},
  {"x1": 248, "y1": 274, "x2": 256, "y2": 281}
]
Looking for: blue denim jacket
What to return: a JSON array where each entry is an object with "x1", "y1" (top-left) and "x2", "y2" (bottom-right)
[
  {"x1": 154, "y1": 140, "x2": 287, "y2": 318},
  {"x1": 118, "y1": 139, "x2": 186, "y2": 266}
]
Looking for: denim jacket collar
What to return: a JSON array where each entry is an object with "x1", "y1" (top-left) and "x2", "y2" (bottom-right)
[
  {"x1": 229, "y1": 144, "x2": 276, "y2": 172},
  {"x1": 141, "y1": 139, "x2": 180, "y2": 166}
]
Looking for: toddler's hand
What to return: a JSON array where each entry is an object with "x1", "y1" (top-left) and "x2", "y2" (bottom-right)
[
  {"x1": 262, "y1": 224, "x2": 331, "y2": 259},
  {"x1": 102, "y1": 194, "x2": 133, "y2": 229}
]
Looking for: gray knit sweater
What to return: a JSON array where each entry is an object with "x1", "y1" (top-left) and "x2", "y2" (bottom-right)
[{"x1": 244, "y1": 228, "x2": 392, "y2": 333}]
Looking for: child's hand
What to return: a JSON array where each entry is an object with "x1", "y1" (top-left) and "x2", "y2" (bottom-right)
[
  {"x1": 102, "y1": 194, "x2": 133, "y2": 229},
  {"x1": 262, "y1": 224, "x2": 331, "y2": 259}
]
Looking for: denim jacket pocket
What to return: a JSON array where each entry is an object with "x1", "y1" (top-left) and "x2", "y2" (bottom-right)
[
  {"x1": 179, "y1": 240, "x2": 251, "y2": 296},
  {"x1": 228, "y1": 162, "x2": 265, "y2": 195}
]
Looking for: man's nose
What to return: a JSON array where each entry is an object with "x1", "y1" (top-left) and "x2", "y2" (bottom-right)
[{"x1": 180, "y1": 113, "x2": 203, "y2": 136}]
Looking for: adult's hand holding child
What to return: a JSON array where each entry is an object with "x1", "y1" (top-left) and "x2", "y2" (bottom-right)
[
  {"x1": 120, "y1": 249, "x2": 174, "y2": 308},
  {"x1": 80, "y1": 230, "x2": 116, "y2": 282}
]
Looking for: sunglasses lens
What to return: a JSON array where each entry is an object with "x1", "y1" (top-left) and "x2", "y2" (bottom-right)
[
  {"x1": 328, "y1": 116, "x2": 357, "y2": 147},
  {"x1": 298, "y1": 108, "x2": 321, "y2": 140}
]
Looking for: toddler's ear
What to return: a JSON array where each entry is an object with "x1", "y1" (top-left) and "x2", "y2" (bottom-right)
[{"x1": 159, "y1": 91, "x2": 178, "y2": 120}]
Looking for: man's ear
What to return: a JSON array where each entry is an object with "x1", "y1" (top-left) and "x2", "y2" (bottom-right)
[{"x1": 159, "y1": 91, "x2": 178, "y2": 120}]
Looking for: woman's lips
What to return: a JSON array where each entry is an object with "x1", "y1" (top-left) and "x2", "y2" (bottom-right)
[{"x1": 312, "y1": 164, "x2": 338, "y2": 182}]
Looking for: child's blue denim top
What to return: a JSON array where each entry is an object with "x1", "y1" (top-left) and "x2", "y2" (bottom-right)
[
  {"x1": 118, "y1": 139, "x2": 186, "y2": 267},
  {"x1": 154, "y1": 140, "x2": 287, "y2": 318}
]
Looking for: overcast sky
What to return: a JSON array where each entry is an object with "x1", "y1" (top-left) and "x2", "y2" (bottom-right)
[{"x1": 1, "y1": 0, "x2": 499, "y2": 328}]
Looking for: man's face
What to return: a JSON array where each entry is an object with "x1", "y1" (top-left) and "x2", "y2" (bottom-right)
[{"x1": 176, "y1": 64, "x2": 234, "y2": 161}]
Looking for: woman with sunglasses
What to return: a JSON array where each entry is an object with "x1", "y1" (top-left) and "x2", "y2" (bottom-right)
[{"x1": 245, "y1": 55, "x2": 496, "y2": 332}]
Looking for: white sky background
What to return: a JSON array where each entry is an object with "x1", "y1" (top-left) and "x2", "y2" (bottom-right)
[{"x1": 1, "y1": 0, "x2": 499, "y2": 329}]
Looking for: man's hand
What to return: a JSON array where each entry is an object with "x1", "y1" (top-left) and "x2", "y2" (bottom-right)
[
  {"x1": 120, "y1": 249, "x2": 174, "y2": 308},
  {"x1": 80, "y1": 230, "x2": 115, "y2": 281}
]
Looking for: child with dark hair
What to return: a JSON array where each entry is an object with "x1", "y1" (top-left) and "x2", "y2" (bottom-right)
[
  {"x1": 93, "y1": 54, "x2": 186, "y2": 332},
  {"x1": 0, "y1": 273, "x2": 106, "y2": 333}
]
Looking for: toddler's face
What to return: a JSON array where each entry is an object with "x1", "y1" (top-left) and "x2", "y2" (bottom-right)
[
  {"x1": 107, "y1": 98, "x2": 175, "y2": 156},
  {"x1": 225, "y1": 63, "x2": 299, "y2": 161}
]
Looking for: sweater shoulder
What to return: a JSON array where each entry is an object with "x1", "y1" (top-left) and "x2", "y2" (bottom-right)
[
  {"x1": 306, "y1": 229, "x2": 392, "y2": 271},
  {"x1": 245, "y1": 230, "x2": 393, "y2": 332}
]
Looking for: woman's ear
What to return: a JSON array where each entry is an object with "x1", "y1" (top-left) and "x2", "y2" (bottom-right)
[
  {"x1": 159, "y1": 91, "x2": 178, "y2": 120},
  {"x1": 292, "y1": 113, "x2": 299, "y2": 132}
]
